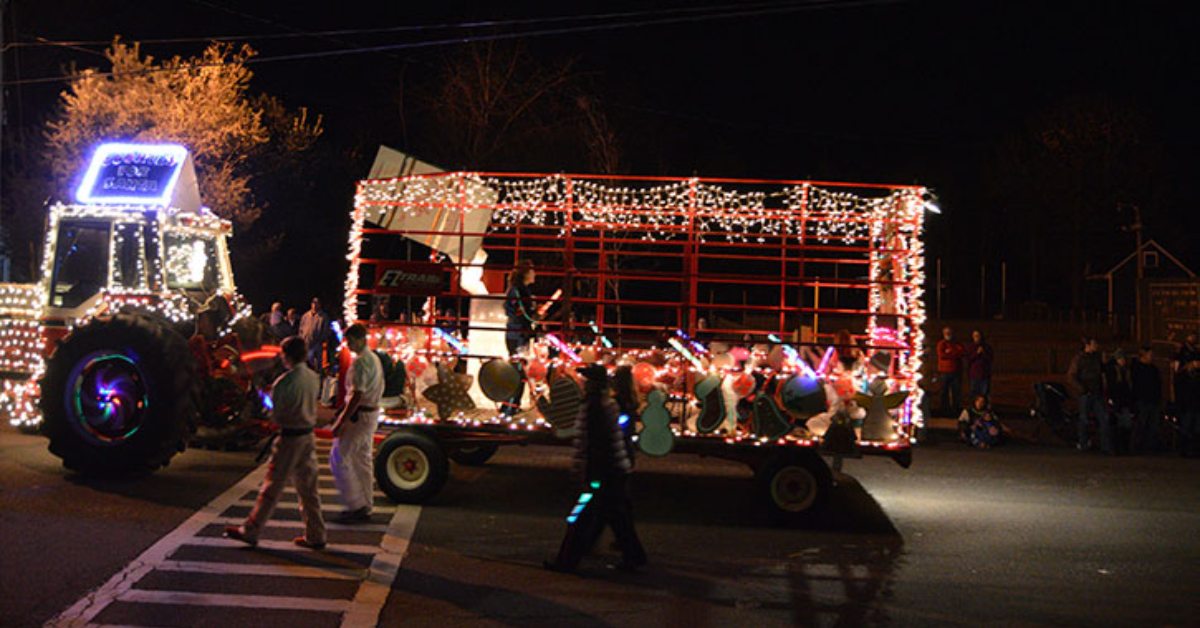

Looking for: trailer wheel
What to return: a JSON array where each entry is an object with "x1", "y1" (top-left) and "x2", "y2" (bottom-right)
[
  {"x1": 756, "y1": 450, "x2": 832, "y2": 524},
  {"x1": 40, "y1": 313, "x2": 198, "y2": 474},
  {"x1": 449, "y1": 444, "x2": 499, "y2": 466},
  {"x1": 375, "y1": 429, "x2": 449, "y2": 503}
]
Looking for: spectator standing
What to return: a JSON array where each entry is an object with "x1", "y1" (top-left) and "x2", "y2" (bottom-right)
[
  {"x1": 964, "y1": 330, "x2": 994, "y2": 400},
  {"x1": 329, "y1": 324, "x2": 384, "y2": 522},
  {"x1": 545, "y1": 364, "x2": 646, "y2": 573},
  {"x1": 271, "y1": 306, "x2": 297, "y2": 342},
  {"x1": 936, "y1": 326, "x2": 966, "y2": 416},
  {"x1": 300, "y1": 297, "x2": 332, "y2": 372},
  {"x1": 1068, "y1": 337, "x2": 1111, "y2": 454},
  {"x1": 224, "y1": 337, "x2": 326, "y2": 549},
  {"x1": 1131, "y1": 345, "x2": 1163, "y2": 453},
  {"x1": 1105, "y1": 349, "x2": 1134, "y2": 454},
  {"x1": 1172, "y1": 333, "x2": 1200, "y2": 456}
]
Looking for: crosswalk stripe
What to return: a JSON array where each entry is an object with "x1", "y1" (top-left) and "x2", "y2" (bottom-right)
[
  {"x1": 231, "y1": 499, "x2": 396, "y2": 514},
  {"x1": 155, "y1": 559, "x2": 363, "y2": 580},
  {"x1": 116, "y1": 589, "x2": 350, "y2": 613},
  {"x1": 181, "y1": 536, "x2": 381, "y2": 555},
  {"x1": 47, "y1": 449, "x2": 423, "y2": 628},
  {"x1": 44, "y1": 464, "x2": 270, "y2": 627},
  {"x1": 208, "y1": 516, "x2": 389, "y2": 533}
]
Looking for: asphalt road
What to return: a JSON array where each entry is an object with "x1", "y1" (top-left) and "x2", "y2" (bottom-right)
[{"x1": 3, "y1": 425, "x2": 1199, "y2": 627}]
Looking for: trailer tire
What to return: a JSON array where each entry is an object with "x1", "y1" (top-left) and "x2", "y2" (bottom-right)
[
  {"x1": 449, "y1": 444, "x2": 499, "y2": 466},
  {"x1": 756, "y1": 450, "x2": 832, "y2": 525},
  {"x1": 40, "y1": 313, "x2": 198, "y2": 475},
  {"x1": 375, "y1": 429, "x2": 449, "y2": 503}
]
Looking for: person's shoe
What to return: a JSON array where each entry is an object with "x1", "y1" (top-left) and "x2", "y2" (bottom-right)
[
  {"x1": 334, "y1": 507, "x2": 372, "y2": 524},
  {"x1": 606, "y1": 559, "x2": 646, "y2": 573},
  {"x1": 223, "y1": 526, "x2": 257, "y2": 547},
  {"x1": 293, "y1": 536, "x2": 326, "y2": 550},
  {"x1": 542, "y1": 559, "x2": 574, "y2": 573}
]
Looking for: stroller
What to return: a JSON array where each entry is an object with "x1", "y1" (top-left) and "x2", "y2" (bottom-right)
[{"x1": 1030, "y1": 382, "x2": 1077, "y2": 444}]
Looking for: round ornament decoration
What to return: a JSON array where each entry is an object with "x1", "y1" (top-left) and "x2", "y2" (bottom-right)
[
  {"x1": 632, "y1": 362, "x2": 658, "y2": 393},
  {"x1": 526, "y1": 359, "x2": 548, "y2": 382},
  {"x1": 779, "y1": 373, "x2": 827, "y2": 417},
  {"x1": 478, "y1": 359, "x2": 521, "y2": 402}
]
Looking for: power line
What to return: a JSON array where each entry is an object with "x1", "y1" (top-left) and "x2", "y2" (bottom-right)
[
  {"x1": 2, "y1": 0, "x2": 860, "y2": 49},
  {"x1": 0, "y1": 0, "x2": 901, "y2": 87}
]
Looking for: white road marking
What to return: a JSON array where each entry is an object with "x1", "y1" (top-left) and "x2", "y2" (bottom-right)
[
  {"x1": 45, "y1": 438, "x2": 422, "y2": 628},
  {"x1": 208, "y1": 516, "x2": 389, "y2": 533},
  {"x1": 341, "y1": 504, "x2": 422, "y2": 628},
  {"x1": 117, "y1": 589, "x2": 350, "y2": 613},
  {"x1": 231, "y1": 499, "x2": 396, "y2": 513},
  {"x1": 181, "y1": 536, "x2": 382, "y2": 555},
  {"x1": 155, "y1": 559, "x2": 364, "y2": 580}
]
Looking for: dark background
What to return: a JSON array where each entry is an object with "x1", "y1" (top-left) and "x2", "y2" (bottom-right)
[{"x1": 3, "y1": 0, "x2": 1198, "y2": 317}]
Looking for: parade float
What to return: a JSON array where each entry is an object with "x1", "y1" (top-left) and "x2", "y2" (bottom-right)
[
  {"x1": 344, "y1": 169, "x2": 933, "y2": 521},
  {"x1": 0, "y1": 142, "x2": 275, "y2": 473}
]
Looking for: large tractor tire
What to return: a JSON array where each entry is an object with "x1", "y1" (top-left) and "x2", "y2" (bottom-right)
[{"x1": 40, "y1": 313, "x2": 199, "y2": 474}]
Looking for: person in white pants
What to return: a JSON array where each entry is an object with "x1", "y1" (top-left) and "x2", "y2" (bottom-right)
[{"x1": 330, "y1": 323, "x2": 384, "y2": 523}]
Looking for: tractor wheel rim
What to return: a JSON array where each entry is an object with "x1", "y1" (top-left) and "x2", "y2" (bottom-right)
[
  {"x1": 65, "y1": 351, "x2": 151, "y2": 445},
  {"x1": 771, "y1": 466, "x2": 817, "y2": 512},
  {"x1": 387, "y1": 444, "x2": 430, "y2": 490}
]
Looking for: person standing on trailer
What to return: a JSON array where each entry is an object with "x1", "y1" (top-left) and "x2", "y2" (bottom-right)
[
  {"x1": 224, "y1": 336, "x2": 327, "y2": 549},
  {"x1": 503, "y1": 260, "x2": 539, "y2": 417},
  {"x1": 964, "y1": 329, "x2": 994, "y2": 400},
  {"x1": 329, "y1": 324, "x2": 384, "y2": 523},
  {"x1": 545, "y1": 364, "x2": 647, "y2": 573}
]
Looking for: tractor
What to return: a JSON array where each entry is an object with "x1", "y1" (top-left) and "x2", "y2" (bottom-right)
[{"x1": 0, "y1": 142, "x2": 278, "y2": 473}]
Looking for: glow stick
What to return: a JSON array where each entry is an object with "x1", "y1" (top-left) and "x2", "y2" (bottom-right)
[
  {"x1": 817, "y1": 346, "x2": 836, "y2": 374},
  {"x1": 537, "y1": 288, "x2": 563, "y2": 316},
  {"x1": 589, "y1": 321, "x2": 613, "y2": 349},
  {"x1": 674, "y1": 329, "x2": 707, "y2": 355},
  {"x1": 668, "y1": 337, "x2": 704, "y2": 371},
  {"x1": 544, "y1": 333, "x2": 582, "y2": 363},
  {"x1": 432, "y1": 327, "x2": 465, "y2": 354}
]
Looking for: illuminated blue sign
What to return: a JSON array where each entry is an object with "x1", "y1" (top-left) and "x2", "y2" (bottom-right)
[{"x1": 75, "y1": 142, "x2": 190, "y2": 206}]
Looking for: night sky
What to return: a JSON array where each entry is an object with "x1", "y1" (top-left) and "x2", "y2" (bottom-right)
[{"x1": 3, "y1": 0, "x2": 1198, "y2": 316}]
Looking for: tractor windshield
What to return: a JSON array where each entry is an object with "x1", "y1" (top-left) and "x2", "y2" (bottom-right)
[
  {"x1": 163, "y1": 232, "x2": 221, "y2": 292},
  {"x1": 49, "y1": 221, "x2": 110, "y2": 308}
]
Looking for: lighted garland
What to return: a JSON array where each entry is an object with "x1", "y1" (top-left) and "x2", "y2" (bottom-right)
[{"x1": 346, "y1": 173, "x2": 930, "y2": 437}]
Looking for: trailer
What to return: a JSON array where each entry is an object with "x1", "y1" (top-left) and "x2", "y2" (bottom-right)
[{"x1": 343, "y1": 171, "x2": 931, "y2": 521}]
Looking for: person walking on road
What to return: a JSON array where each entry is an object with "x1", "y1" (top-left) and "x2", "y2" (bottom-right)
[
  {"x1": 329, "y1": 324, "x2": 384, "y2": 523},
  {"x1": 936, "y1": 326, "x2": 965, "y2": 417},
  {"x1": 1069, "y1": 337, "x2": 1111, "y2": 454},
  {"x1": 545, "y1": 364, "x2": 647, "y2": 573},
  {"x1": 964, "y1": 329, "x2": 994, "y2": 400},
  {"x1": 1131, "y1": 345, "x2": 1163, "y2": 453},
  {"x1": 299, "y1": 297, "x2": 332, "y2": 372},
  {"x1": 224, "y1": 337, "x2": 327, "y2": 549}
]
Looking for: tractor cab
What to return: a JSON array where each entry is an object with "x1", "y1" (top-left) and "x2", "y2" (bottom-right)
[{"x1": 41, "y1": 142, "x2": 238, "y2": 328}]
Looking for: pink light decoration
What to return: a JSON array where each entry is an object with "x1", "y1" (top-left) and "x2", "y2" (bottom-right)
[
  {"x1": 544, "y1": 333, "x2": 582, "y2": 363},
  {"x1": 816, "y1": 346, "x2": 836, "y2": 374}
]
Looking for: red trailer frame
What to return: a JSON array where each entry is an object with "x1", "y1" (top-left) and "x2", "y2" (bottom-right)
[{"x1": 343, "y1": 172, "x2": 929, "y2": 452}]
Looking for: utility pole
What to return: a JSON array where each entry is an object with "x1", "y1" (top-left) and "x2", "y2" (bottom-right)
[{"x1": 1122, "y1": 204, "x2": 1145, "y2": 341}]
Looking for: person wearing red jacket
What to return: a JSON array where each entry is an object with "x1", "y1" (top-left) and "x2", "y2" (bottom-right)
[{"x1": 936, "y1": 326, "x2": 965, "y2": 416}]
